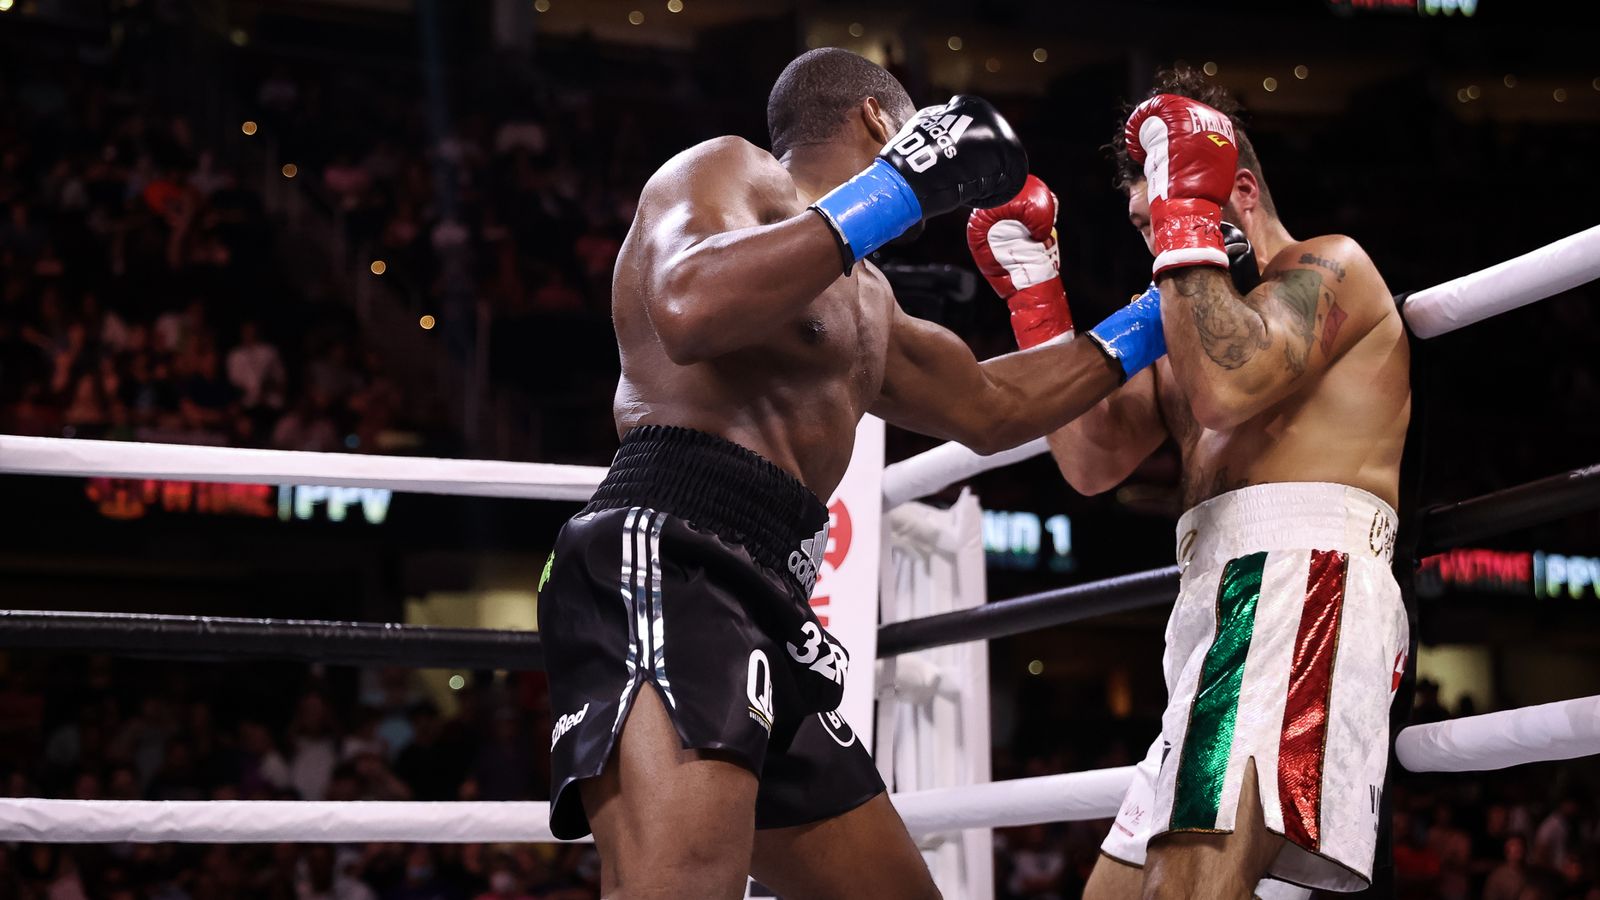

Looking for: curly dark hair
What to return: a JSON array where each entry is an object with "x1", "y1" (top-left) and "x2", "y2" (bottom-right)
[{"x1": 1111, "y1": 67, "x2": 1276, "y2": 217}]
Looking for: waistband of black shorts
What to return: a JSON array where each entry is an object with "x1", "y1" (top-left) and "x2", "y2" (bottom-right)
[{"x1": 582, "y1": 425, "x2": 830, "y2": 589}]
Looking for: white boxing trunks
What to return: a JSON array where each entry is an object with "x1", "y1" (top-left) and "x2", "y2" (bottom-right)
[{"x1": 1101, "y1": 483, "x2": 1409, "y2": 893}]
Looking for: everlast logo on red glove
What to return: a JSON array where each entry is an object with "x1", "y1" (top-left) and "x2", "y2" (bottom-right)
[{"x1": 1184, "y1": 106, "x2": 1236, "y2": 147}]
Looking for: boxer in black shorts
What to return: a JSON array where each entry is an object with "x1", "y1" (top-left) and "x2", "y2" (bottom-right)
[{"x1": 538, "y1": 48, "x2": 1165, "y2": 899}]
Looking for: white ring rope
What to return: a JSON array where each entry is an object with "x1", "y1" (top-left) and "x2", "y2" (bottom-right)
[
  {"x1": 1401, "y1": 223, "x2": 1600, "y2": 340},
  {"x1": 0, "y1": 434, "x2": 606, "y2": 501},
  {"x1": 896, "y1": 766, "x2": 1133, "y2": 837},
  {"x1": 0, "y1": 799, "x2": 571, "y2": 845},
  {"x1": 6, "y1": 693, "x2": 1595, "y2": 845},
  {"x1": 881, "y1": 438, "x2": 1048, "y2": 510},
  {"x1": 1396, "y1": 693, "x2": 1600, "y2": 773},
  {"x1": 883, "y1": 222, "x2": 1600, "y2": 508}
]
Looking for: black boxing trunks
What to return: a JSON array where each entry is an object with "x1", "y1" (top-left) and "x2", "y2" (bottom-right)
[{"x1": 540, "y1": 425, "x2": 885, "y2": 840}]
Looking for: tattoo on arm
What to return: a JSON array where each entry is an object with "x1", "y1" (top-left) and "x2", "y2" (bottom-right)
[
  {"x1": 1175, "y1": 270, "x2": 1271, "y2": 371},
  {"x1": 1176, "y1": 266, "x2": 1337, "y2": 376},
  {"x1": 1321, "y1": 301, "x2": 1348, "y2": 357},
  {"x1": 1299, "y1": 253, "x2": 1346, "y2": 281},
  {"x1": 1274, "y1": 269, "x2": 1324, "y2": 376}
]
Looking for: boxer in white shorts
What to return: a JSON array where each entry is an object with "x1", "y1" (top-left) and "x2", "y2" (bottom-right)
[
  {"x1": 969, "y1": 68, "x2": 1411, "y2": 898},
  {"x1": 1101, "y1": 484, "x2": 1408, "y2": 893}
]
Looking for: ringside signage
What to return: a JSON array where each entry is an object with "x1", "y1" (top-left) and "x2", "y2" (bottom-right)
[
  {"x1": 1416, "y1": 548, "x2": 1600, "y2": 601},
  {"x1": 85, "y1": 478, "x2": 392, "y2": 525}
]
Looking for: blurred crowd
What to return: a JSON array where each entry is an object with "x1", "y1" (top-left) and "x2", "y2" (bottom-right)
[
  {"x1": 0, "y1": 654, "x2": 596, "y2": 899},
  {"x1": 245, "y1": 51, "x2": 640, "y2": 455},
  {"x1": 0, "y1": 52, "x2": 447, "y2": 454}
]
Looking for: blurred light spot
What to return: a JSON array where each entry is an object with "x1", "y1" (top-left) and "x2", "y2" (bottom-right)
[
  {"x1": 627, "y1": 9, "x2": 643, "y2": 24},
  {"x1": 1294, "y1": 64, "x2": 1309, "y2": 80},
  {"x1": 419, "y1": 314, "x2": 436, "y2": 330},
  {"x1": 344, "y1": 434, "x2": 359, "y2": 449},
  {"x1": 985, "y1": 57, "x2": 1001, "y2": 73},
  {"x1": 0, "y1": 1, "x2": 13, "y2": 12},
  {"x1": 1456, "y1": 88, "x2": 1470, "y2": 103},
  {"x1": 1503, "y1": 74, "x2": 1517, "y2": 88},
  {"x1": 1202, "y1": 61, "x2": 1218, "y2": 76},
  {"x1": 281, "y1": 163, "x2": 298, "y2": 178},
  {"x1": 533, "y1": 0, "x2": 550, "y2": 10},
  {"x1": 241, "y1": 121, "x2": 258, "y2": 136},
  {"x1": 1554, "y1": 88, "x2": 1568, "y2": 102},
  {"x1": 1593, "y1": 77, "x2": 1600, "y2": 91},
  {"x1": 1466, "y1": 85, "x2": 1481, "y2": 100},
  {"x1": 229, "y1": 28, "x2": 249, "y2": 46},
  {"x1": 370, "y1": 260, "x2": 387, "y2": 275},
  {"x1": 946, "y1": 35, "x2": 962, "y2": 51},
  {"x1": 1032, "y1": 48, "x2": 1047, "y2": 63},
  {"x1": 666, "y1": 0, "x2": 682, "y2": 12},
  {"x1": 448, "y1": 674, "x2": 466, "y2": 691},
  {"x1": 848, "y1": 22, "x2": 864, "y2": 37},
  {"x1": 1263, "y1": 77, "x2": 1278, "y2": 92},
  {"x1": 1027, "y1": 659, "x2": 1044, "y2": 676}
]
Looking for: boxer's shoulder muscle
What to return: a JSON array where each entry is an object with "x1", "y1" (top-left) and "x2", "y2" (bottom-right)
[
  {"x1": 637, "y1": 136, "x2": 800, "y2": 226},
  {"x1": 1262, "y1": 233, "x2": 1395, "y2": 355}
]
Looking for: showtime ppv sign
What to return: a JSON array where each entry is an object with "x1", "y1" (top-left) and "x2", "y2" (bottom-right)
[
  {"x1": 1326, "y1": 0, "x2": 1478, "y2": 14},
  {"x1": 1415, "y1": 547, "x2": 1600, "y2": 601}
]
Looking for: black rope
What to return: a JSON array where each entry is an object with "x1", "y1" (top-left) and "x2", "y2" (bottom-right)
[
  {"x1": 876, "y1": 565, "x2": 1181, "y2": 658},
  {"x1": 1418, "y1": 461, "x2": 1600, "y2": 552},
  {"x1": 0, "y1": 610, "x2": 543, "y2": 670}
]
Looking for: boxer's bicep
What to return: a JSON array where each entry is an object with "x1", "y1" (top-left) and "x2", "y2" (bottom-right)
[
  {"x1": 872, "y1": 305, "x2": 993, "y2": 445},
  {"x1": 632, "y1": 137, "x2": 844, "y2": 364},
  {"x1": 1165, "y1": 236, "x2": 1382, "y2": 428},
  {"x1": 875, "y1": 304, "x2": 1123, "y2": 455},
  {"x1": 1283, "y1": 235, "x2": 1390, "y2": 364}
]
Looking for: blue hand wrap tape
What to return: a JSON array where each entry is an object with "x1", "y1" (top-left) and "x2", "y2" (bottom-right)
[
  {"x1": 1088, "y1": 283, "x2": 1166, "y2": 378},
  {"x1": 811, "y1": 159, "x2": 923, "y2": 265}
]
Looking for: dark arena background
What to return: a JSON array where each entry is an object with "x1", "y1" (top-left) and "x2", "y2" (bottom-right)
[{"x1": 0, "y1": 0, "x2": 1598, "y2": 897}]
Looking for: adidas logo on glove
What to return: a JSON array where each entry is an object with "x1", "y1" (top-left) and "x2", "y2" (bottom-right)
[{"x1": 890, "y1": 110, "x2": 975, "y2": 173}]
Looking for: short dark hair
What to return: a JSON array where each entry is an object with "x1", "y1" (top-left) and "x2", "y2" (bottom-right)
[
  {"x1": 1112, "y1": 67, "x2": 1276, "y2": 217},
  {"x1": 767, "y1": 48, "x2": 914, "y2": 158}
]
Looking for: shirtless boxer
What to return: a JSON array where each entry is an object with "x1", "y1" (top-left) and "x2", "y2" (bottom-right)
[
  {"x1": 968, "y1": 70, "x2": 1410, "y2": 898},
  {"x1": 537, "y1": 49, "x2": 1166, "y2": 900}
]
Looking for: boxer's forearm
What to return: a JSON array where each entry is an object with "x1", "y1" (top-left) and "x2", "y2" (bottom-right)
[
  {"x1": 1046, "y1": 367, "x2": 1166, "y2": 496},
  {"x1": 1158, "y1": 266, "x2": 1317, "y2": 430},
  {"x1": 651, "y1": 213, "x2": 849, "y2": 364},
  {"x1": 964, "y1": 338, "x2": 1124, "y2": 453},
  {"x1": 876, "y1": 310, "x2": 1117, "y2": 455}
]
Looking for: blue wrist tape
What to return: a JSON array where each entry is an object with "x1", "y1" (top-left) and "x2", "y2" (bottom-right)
[
  {"x1": 810, "y1": 159, "x2": 923, "y2": 273},
  {"x1": 1087, "y1": 283, "x2": 1166, "y2": 379}
]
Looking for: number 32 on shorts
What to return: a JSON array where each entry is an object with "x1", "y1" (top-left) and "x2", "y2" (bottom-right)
[{"x1": 787, "y1": 621, "x2": 848, "y2": 685}]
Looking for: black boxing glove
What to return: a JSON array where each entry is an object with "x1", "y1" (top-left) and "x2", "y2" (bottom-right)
[
  {"x1": 810, "y1": 95, "x2": 1028, "y2": 275},
  {"x1": 1221, "y1": 221, "x2": 1261, "y2": 295}
]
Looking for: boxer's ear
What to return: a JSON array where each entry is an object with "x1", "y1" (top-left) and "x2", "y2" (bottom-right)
[{"x1": 861, "y1": 97, "x2": 893, "y2": 145}]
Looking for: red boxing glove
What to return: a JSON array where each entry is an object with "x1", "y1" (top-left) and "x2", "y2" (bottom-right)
[
  {"x1": 967, "y1": 174, "x2": 1074, "y2": 349},
  {"x1": 1123, "y1": 94, "x2": 1240, "y2": 276}
]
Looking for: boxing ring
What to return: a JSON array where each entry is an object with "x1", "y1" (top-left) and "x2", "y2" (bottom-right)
[{"x1": 0, "y1": 223, "x2": 1597, "y2": 898}]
